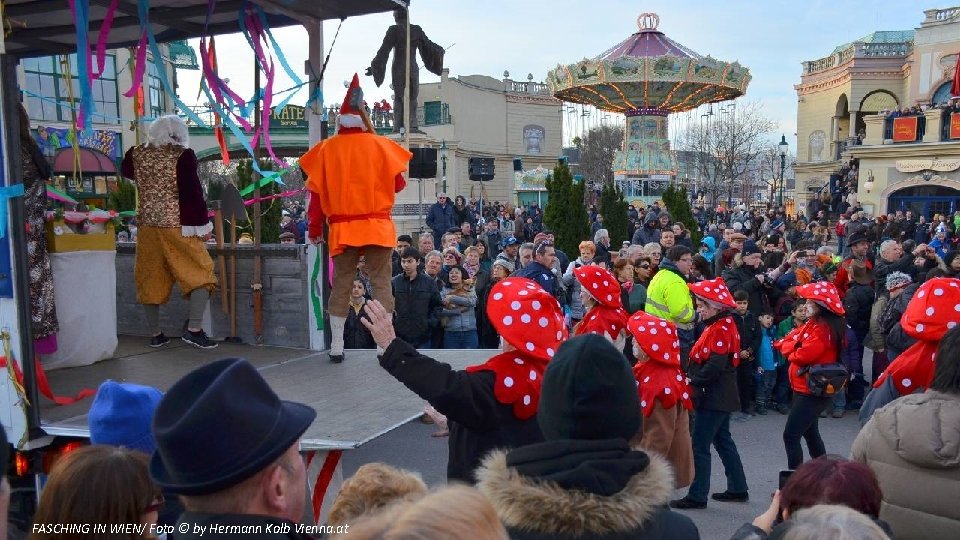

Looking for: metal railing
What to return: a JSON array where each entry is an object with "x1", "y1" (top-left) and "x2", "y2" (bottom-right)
[
  {"x1": 505, "y1": 80, "x2": 551, "y2": 95},
  {"x1": 803, "y1": 41, "x2": 912, "y2": 74}
]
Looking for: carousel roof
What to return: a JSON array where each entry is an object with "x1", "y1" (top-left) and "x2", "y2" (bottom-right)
[{"x1": 547, "y1": 13, "x2": 751, "y2": 113}]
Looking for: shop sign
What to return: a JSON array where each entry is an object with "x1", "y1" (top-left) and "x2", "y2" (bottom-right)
[
  {"x1": 269, "y1": 105, "x2": 307, "y2": 129},
  {"x1": 895, "y1": 159, "x2": 960, "y2": 173}
]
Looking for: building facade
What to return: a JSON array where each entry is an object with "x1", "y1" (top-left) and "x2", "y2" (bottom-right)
[{"x1": 794, "y1": 7, "x2": 960, "y2": 218}]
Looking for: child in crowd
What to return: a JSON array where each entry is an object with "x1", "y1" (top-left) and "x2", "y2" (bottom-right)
[
  {"x1": 732, "y1": 290, "x2": 760, "y2": 417},
  {"x1": 344, "y1": 279, "x2": 376, "y2": 352},
  {"x1": 772, "y1": 300, "x2": 808, "y2": 414},
  {"x1": 755, "y1": 310, "x2": 777, "y2": 415}
]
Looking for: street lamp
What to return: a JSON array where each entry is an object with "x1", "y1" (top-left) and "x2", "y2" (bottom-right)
[
  {"x1": 778, "y1": 134, "x2": 788, "y2": 207},
  {"x1": 440, "y1": 140, "x2": 448, "y2": 194}
]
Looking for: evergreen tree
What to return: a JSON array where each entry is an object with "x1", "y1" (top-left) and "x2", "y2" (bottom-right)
[
  {"x1": 236, "y1": 159, "x2": 282, "y2": 243},
  {"x1": 663, "y1": 184, "x2": 700, "y2": 246},
  {"x1": 598, "y1": 183, "x2": 629, "y2": 246},
  {"x1": 108, "y1": 178, "x2": 136, "y2": 212},
  {"x1": 544, "y1": 161, "x2": 589, "y2": 259}
]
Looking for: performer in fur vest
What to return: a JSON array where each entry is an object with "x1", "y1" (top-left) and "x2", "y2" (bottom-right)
[
  {"x1": 121, "y1": 115, "x2": 218, "y2": 349},
  {"x1": 300, "y1": 74, "x2": 412, "y2": 363},
  {"x1": 627, "y1": 311, "x2": 694, "y2": 489}
]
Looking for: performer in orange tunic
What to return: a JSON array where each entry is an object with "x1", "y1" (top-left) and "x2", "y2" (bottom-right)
[{"x1": 300, "y1": 74, "x2": 412, "y2": 363}]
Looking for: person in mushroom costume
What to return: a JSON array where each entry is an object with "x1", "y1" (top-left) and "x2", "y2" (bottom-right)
[
  {"x1": 775, "y1": 281, "x2": 847, "y2": 470},
  {"x1": 859, "y1": 277, "x2": 960, "y2": 425},
  {"x1": 361, "y1": 277, "x2": 567, "y2": 483},
  {"x1": 573, "y1": 265, "x2": 629, "y2": 349},
  {"x1": 671, "y1": 277, "x2": 749, "y2": 509},
  {"x1": 627, "y1": 311, "x2": 694, "y2": 489}
]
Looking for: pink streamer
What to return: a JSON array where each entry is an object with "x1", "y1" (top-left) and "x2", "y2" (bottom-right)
[
  {"x1": 92, "y1": 0, "x2": 119, "y2": 79},
  {"x1": 123, "y1": 31, "x2": 148, "y2": 98},
  {"x1": 243, "y1": 8, "x2": 285, "y2": 167}
]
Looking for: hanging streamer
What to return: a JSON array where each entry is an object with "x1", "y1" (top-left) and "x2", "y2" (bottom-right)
[
  {"x1": 91, "y1": 0, "x2": 119, "y2": 79},
  {"x1": 206, "y1": 36, "x2": 231, "y2": 165},
  {"x1": 68, "y1": 0, "x2": 95, "y2": 131}
]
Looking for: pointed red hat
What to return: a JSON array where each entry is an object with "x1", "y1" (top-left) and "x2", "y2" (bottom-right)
[
  {"x1": 486, "y1": 277, "x2": 567, "y2": 361},
  {"x1": 338, "y1": 74, "x2": 366, "y2": 130},
  {"x1": 796, "y1": 281, "x2": 845, "y2": 315},
  {"x1": 574, "y1": 265, "x2": 622, "y2": 308},
  {"x1": 626, "y1": 311, "x2": 681, "y2": 367},
  {"x1": 688, "y1": 277, "x2": 736, "y2": 309}
]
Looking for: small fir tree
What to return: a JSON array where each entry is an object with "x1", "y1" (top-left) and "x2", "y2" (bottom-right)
[
  {"x1": 544, "y1": 161, "x2": 590, "y2": 259},
  {"x1": 598, "y1": 182, "x2": 629, "y2": 246},
  {"x1": 663, "y1": 184, "x2": 700, "y2": 246},
  {"x1": 236, "y1": 159, "x2": 282, "y2": 244}
]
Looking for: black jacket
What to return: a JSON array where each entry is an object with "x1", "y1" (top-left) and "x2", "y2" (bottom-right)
[
  {"x1": 874, "y1": 254, "x2": 916, "y2": 296},
  {"x1": 688, "y1": 351, "x2": 740, "y2": 413},
  {"x1": 732, "y1": 310, "x2": 761, "y2": 360},
  {"x1": 476, "y1": 441, "x2": 700, "y2": 540},
  {"x1": 724, "y1": 264, "x2": 779, "y2": 316},
  {"x1": 379, "y1": 339, "x2": 544, "y2": 483},
  {"x1": 175, "y1": 512, "x2": 319, "y2": 539},
  {"x1": 843, "y1": 282, "x2": 874, "y2": 339},
  {"x1": 344, "y1": 303, "x2": 376, "y2": 350},
  {"x1": 391, "y1": 272, "x2": 442, "y2": 344}
]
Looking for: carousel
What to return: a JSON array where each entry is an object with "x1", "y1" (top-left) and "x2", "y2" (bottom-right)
[{"x1": 547, "y1": 12, "x2": 751, "y2": 201}]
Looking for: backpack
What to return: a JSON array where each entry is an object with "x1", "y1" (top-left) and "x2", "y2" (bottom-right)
[
  {"x1": 799, "y1": 363, "x2": 849, "y2": 397},
  {"x1": 835, "y1": 221, "x2": 846, "y2": 237}
]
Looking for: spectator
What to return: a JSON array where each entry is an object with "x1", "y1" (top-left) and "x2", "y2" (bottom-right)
[
  {"x1": 474, "y1": 240, "x2": 493, "y2": 274},
  {"x1": 391, "y1": 247, "x2": 442, "y2": 348},
  {"x1": 149, "y1": 358, "x2": 316, "y2": 537},
  {"x1": 700, "y1": 236, "x2": 717, "y2": 263},
  {"x1": 732, "y1": 290, "x2": 761, "y2": 418},
  {"x1": 517, "y1": 242, "x2": 534, "y2": 269},
  {"x1": 627, "y1": 311, "x2": 695, "y2": 489},
  {"x1": 462, "y1": 245, "x2": 489, "y2": 292},
  {"x1": 775, "y1": 282, "x2": 845, "y2": 470},
  {"x1": 30, "y1": 446, "x2": 163, "y2": 539},
  {"x1": 327, "y1": 463, "x2": 427, "y2": 527},
  {"x1": 874, "y1": 239, "x2": 918, "y2": 297},
  {"x1": 562, "y1": 241, "x2": 596, "y2": 324},
  {"x1": 877, "y1": 271, "x2": 919, "y2": 360},
  {"x1": 755, "y1": 310, "x2": 777, "y2": 415},
  {"x1": 417, "y1": 232, "x2": 435, "y2": 259},
  {"x1": 835, "y1": 230, "x2": 872, "y2": 299},
  {"x1": 426, "y1": 193, "x2": 456, "y2": 242},
  {"x1": 660, "y1": 229, "x2": 676, "y2": 251},
  {"x1": 853, "y1": 324, "x2": 960, "y2": 540},
  {"x1": 671, "y1": 278, "x2": 748, "y2": 509},
  {"x1": 725, "y1": 240, "x2": 780, "y2": 316},
  {"x1": 644, "y1": 242, "x2": 663, "y2": 272},
  {"x1": 476, "y1": 335, "x2": 699, "y2": 539},
  {"x1": 458, "y1": 221, "x2": 477, "y2": 250},
  {"x1": 841, "y1": 260, "x2": 874, "y2": 408},
  {"x1": 645, "y1": 246, "x2": 696, "y2": 366},
  {"x1": 477, "y1": 258, "x2": 513, "y2": 348},
  {"x1": 496, "y1": 236, "x2": 520, "y2": 270},
  {"x1": 633, "y1": 254, "x2": 654, "y2": 310},
  {"x1": 362, "y1": 279, "x2": 566, "y2": 483},
  {"x1": 572, "y1": 265, "x2": 628, "y2": 346},
  {"x1": 513, "y1": 239, "x2": 559, "y2": 297},
  {"x1": 614, "y1": 258, "x2": 641, "y2": 313},
  {"x1": 715, "y1": 232, "x2": 747, "y2": 278},
  {"x1": 392, "y1": 234, "x2": 412, "y2": 277},
  {"x1": 439, "y1": 265, "x2": 479, "y2": 349},
  {"x1": 345, "y1": 279, "x2": 376, "y2": 350},
  {"x1": 591, "y1": 213, "x2": 605, "y2": 236},
  {"x1": 732, "y1": 455, "x2": 889, "y2": 539},
  {"x1": 594, "y1": 228, "x2": 612, "y2": 262},
  {"x1": 480, "y1": 219, "x2": 503, "y2": 256},
  {"x1": 88, "y1": 380, "x2": 182, "y2": 528},
  {"x1": 632, "y1": 212, "x2": 661, "y2": 246}
]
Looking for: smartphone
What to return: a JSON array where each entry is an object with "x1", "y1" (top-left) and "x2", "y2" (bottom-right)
[{"x1": 778, "y1": 469, "x2": 794, "y2": 490}]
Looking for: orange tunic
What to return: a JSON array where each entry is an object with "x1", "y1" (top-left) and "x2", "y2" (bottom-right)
[{"x1": 300, "y1": 131, "x2": 412, "y2": 257}]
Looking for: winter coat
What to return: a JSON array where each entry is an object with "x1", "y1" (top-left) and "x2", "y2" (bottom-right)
[
  {"x1": 425, "y1": 201, "x2": 456, "y2": 237},
  {"x1": 732, "y1": 311, "x2": 761, "y2": 360},
  {"x1": 379, "y1": 339, "x2": 544, "y2": 482},
  {"x1": 563, "y1": 258, "x2": 593, "y2": 320},
  {"x1": 724, "y1": 264, "x2": 778, "y2": 317},
  {"x1": 630, "y1": 403, "x2": 694, "y2": 489},
  {"x1": 866, "y1": 294, "x2": 889, "y2": 351},
  {"x1": 645, "y1": 258, "x2": 694, "y2": 329},
  {"x1": 688, "y1": 352, "x2": 740, "y2": 413},
  {"x1": 476, "y1": 444, "x2": 700, "y2": 540},
  {"x1": 632, "y1": 222, "x2": 662, "y2": 247},
  {"x1": 391, "y1": 273, "x2": 443, "y2": 344},
  {"x1": 476, "y1": 279, "x2": 501, "y2": 348},
  {"x1": 344, "y1": 302, "x2": 376, "y2": 349},
  {"x1": 439, "y1": 286, "x2": 478, "y2": 332},
  {"x1": 842, "y1": 282, "x2": 874, "y2": 340},
  {"x1": 775, "y1": 318, "x2": 840, "y2": 395},
  {"x1": 514, "y1": 261, "x2": 558, "y2": 297},
  {"x1": 874, "y1": 254, "x2": 916, "y2": 297},
  {"x1": 852, "y1": 390, "x2": 960, "y2": 540}
]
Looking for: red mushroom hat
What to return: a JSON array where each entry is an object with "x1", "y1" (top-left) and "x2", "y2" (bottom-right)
[
  {"x1": 574, "y1": 265, "x2": 623, "y2": 309},
  {"x1": 626, "y1": 311, "x2": 693, "y2": 416},
  {"x1": 688, "y1": 277, "x2": 736, "y2": 310},
  {"x1": 627, "y1": 311, "x2": 681, "y2": 367},
  {"x1": 796, "y1": 281, "x2": 845, "y2": 315},
  {"x1": 484, "y1": 277, "x2": 567, "y2": 361},
  {"x1": 875, "y1": 277, "x2": 960, "y2": 396}
]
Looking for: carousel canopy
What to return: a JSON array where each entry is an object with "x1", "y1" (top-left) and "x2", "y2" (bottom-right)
[
  {"x1": 547, "y1": 12, "x2": 750, "y2": 113},
  {"x1": 3, "y1": 0, "x2": 408, "y2": 58}
]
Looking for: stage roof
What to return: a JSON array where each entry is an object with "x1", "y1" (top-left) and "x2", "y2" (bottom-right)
[{"x1": 3, "y1": 0, "x2": 408, "y2": 58}]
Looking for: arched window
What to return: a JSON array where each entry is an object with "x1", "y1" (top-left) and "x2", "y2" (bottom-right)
[{"x1": 932, "y1": 81, "x2": 953, "y2": 106}]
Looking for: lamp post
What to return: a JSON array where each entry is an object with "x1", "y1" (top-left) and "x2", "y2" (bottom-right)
[
  {"x1": 778, "y1": 134, "x2": 788, "y2": 207},
  {"x1": 440, "y1": 140, "x2": 448, "y2": 194}
]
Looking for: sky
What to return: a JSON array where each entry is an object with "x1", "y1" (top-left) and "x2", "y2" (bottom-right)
[{"x1": 176, "y1": 0, "x2": 928, "y2": 149}]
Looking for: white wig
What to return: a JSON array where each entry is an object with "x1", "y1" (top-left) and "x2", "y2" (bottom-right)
[{"x1": 148, "y1": 115, "x2": 190, "y2": 147}]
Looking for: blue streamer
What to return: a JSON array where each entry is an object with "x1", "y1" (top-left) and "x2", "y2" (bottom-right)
[
  {"x1": 72, "y1": 0, "x2": 96, "y2": 132},
  {"x1": 256, "y1": 6, "x2": 303, "y2": 90},
  {"x1": 0, "y1": 185, "x2": 26, "y2": 239}
]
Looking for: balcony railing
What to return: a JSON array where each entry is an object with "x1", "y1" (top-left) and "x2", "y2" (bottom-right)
[
  {"x1": 505, "y1": 80, "x2": 551, "y2": 95},
  {"x1": 803, "y1": 41, "x2": 912, "y2": 74},
  {"x1": 883, "y1": 115, "x2": 926, "y2": 142},
  {"x1": 925, "y1": 7, "x2": 960, "y2": 23}
]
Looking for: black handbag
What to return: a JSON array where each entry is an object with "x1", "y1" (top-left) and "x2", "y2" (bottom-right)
[{"x1": 799, "y1": 363, "x2": 849, "y2": 397}]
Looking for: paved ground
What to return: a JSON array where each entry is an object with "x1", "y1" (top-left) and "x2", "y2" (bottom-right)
[{"x1": 342, "y1": 408, "x2": 863, "y2": 540}]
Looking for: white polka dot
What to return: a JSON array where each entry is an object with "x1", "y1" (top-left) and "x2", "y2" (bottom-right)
[
  {"x1": 674, "y1": 340, "x2": 680, "y2": 348},
  {"x1": 603, "y1": 280, "x2": 609, "y2": 286},
  {"x1": 682, "y1": 392, "x2": 689, "y2": 399},
  {"x1": 610, "y1": 324, "x2": 616, "y2": 330},
  {"x1": 523, "y1": 395, "x2": 531, "y2": 405},
  {"x1": 650, "y1": 328, "x2": 658, "y2": 335},
  {"x1": 521, "y1": 314, "x2": 532, "y2": 324},
  {"x1": 518, "y1": 290, "x2": 529, "y2": 296},
  {"x1": 803, "y1": 333, "x2": 809, "y2": 339},
  {"x1": 660, "y1": 321, "x2": 667, "y2": 327},
  {"x1": 916, "y1": 324, "x2": 925, "y2": 332},
  {"x1": 503, "y1": 281, "x2": 513, "y2": 286},
  {"x1": 493, "y1": 292, "x2": 504, "y2": 300},
  {"x1": 526, "y1": 284, "x2": 536, "y2": 290},
  {"x1": 950, "y1": 322, "x2": 958, "y2": 329},
  {"x1": 547, "y1": 348, "x2": 555, "y2": 357},
  {"x1": 926, "y1": 307, "x2": 936, "y2": 316},
  {"x1": 504, "y1": 377, "x2": 514, "y2": 388},
  {"x1": 592, "y1": 283, "x2": 599, "y2": 289},
  {"x1": 511, "y1": 301, "x2": 521, "y2": 310},
  {"x1": 641, "y1": 400, "x2": 647, "y2": 408},
  {"x1": 638, "y1": 326, "x2": 646, "y2": 333},
  {"x1": 526, "y1": 342, "x2": 535, "y2": 351},
  {"x1": 556, "y1": 331, "x2": 563, "y2": 340},
  {"x1": 666, "y1": 328, "x2": 672, "y2": 335},
  {"x1": 664, "y1": 353, "x2": 670, "y2": 360},
  {"x1": 532, "y1": 300, "x2": 542, "y2": 310},
  {"x1": 919, "y1": 290, "x2": 926, "y2": 298},
  {"x1": 644, "y1": 376, "x2": 651, "y2": 383},
  {"x1": 529, "y1": 370, "x2": 537, "y2": 381},
  {"x1": 902, "y1": 378, "x2": 912, "y2": 388},
  {"x1": 935, "y1": 288, "x2": 945, "y2": 296},
  {"x1": 502, "y1": 316, "x2": 513, "y2": 326},
  {"x1": 955, "y1": 304, "x2": 960, "y2": 312},
  {"x1": 595, "y1": 270, "x2": 602, "y2": 276},
  {"x1": 652, "y1": 344, "x2": 660, "y2": 351},
  {"x1": 590, "y1": 315, "x2": 597, "y2": 321},
  {"x1": 606, "y1": 294, "x2": 613, "y2": 301},
  {"x1": 539, "y1": 317, "x2": 549, "y2": 327},
  {"x1": 702, "y1": 347, "x2": 709, "y2": 353},
  {"x1": 514, "y1": 358, "x2": 524, "y2": 365},
  {"x1": 705, "y1": 287, "x2": 712, "y2": 292},
  {"x1": 717, "y1": 341, "x2": 724, "y2": 347},
  {"x1": 664, "y1": 387, "x2": 672, "y2": 395}
]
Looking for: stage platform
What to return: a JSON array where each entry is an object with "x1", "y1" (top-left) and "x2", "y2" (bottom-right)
[{"x1": 41, "y1": 335, "x2": 493, "y2": 450}]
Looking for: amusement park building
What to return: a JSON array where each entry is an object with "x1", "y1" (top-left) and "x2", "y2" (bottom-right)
[{"x1": 794, "y1": 6, "x2": 960, "y2": 218}]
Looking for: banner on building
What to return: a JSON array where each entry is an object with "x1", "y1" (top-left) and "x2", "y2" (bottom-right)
[
  {"x1": 950, "y1": 113, "x2": 960, "y2": 140},
  {"x1": 892, "y1": 116, "x2": 918, "y2": 142}
]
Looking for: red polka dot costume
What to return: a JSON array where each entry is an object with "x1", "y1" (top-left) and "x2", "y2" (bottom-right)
[
  {"x1": 573, "y1": 265, "x2": 628, "y2": 341},
  {"x1": 875, "y1": 277, "x2": 960, "y2": 396},
  {"x1": 687, "y1": 278, "x2": 741, "y2": 368},
  {"x1": 627, "y1": 311, "x2": 693, "y2": 416},
  {"x1": 466, "y1": 278, "x2": 567, "y2": 419},
  {"x1": 775, "y1": 281, "x2": 844, "y2": 394}
]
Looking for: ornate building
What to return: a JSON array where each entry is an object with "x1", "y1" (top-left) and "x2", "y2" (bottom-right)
[{"x1": 794, "y1": 7, "x2": 960, "y2": 218}]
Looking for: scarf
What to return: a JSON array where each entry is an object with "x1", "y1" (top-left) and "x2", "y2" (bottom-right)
[
  {"x1": 574, "y1": 304, "x2": 628, "y2": 341},
  {"x1": 463, "y1": 260, "x2": 480, "y2": 278},
  {"x1": 874, "y1": 340, "x2": 937, "y2": 396},
  {"x1": 634, "y1": 361, "x2": 693, "y2": 417},
  {"x1": 689, "y1": 314, "x2": 741, "y2": 367},
  {"x1": 466, "y1": 351, "x2": 549, "y2": 420}
]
